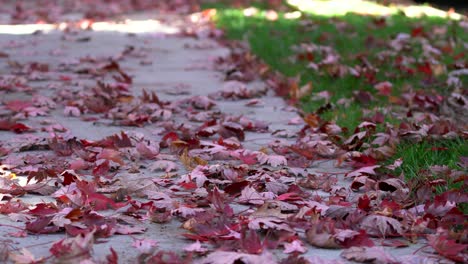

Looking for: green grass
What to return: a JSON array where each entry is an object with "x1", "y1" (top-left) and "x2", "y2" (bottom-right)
[
  {"x1": 204, "y1": 4, "x2": 467, "y2": 129},
  {"x1": 388, "y1": 138, "x2": 468, "y2": 213},
  {"x1": 203, "y1": 2, "x2": 467, "y2": 197},
  {"x1": 390, "y1": 139, "x2": 467, "y2": 190}
]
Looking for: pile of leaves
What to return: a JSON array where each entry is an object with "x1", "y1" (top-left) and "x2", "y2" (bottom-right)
[
  {"x1": 0, "y1": 0, "x2": 200, "y2": 24},
  {"x1": 0, "y1": 0, "x2": 466, "y2": 263}
]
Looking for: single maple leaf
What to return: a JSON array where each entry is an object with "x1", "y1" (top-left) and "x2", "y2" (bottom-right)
[
  {"x1": 114, "y1": 224, "x2": 146, "y2": 235},
  {"x1": 106, "y1": 132, "x2": 133, "y2": 148},
  {"x1": 236, "y1": 150, "x2": 257, "y2": 165},
  {"x1": 28, "y1": 203, "x2": 59, "y2": 216},
  {"x1": 4, "y1": 100, "x2": 32, "y2": 112},
  {"x1": 427, "y1": 234, "x2": 468, "y2": 262},
  {"x1": 340, "y1": 246, "x2": 399, "y2": 264},
  {"x1": 8, "y1": 248, "x2": 44, "y2": 264},
  {"x1": 63, "y1": 106, "x2": 81, "y2": 117},
  {"x1": 86, "y1": 192, "x2": 126, "y2": 211},
  {"x1": 238, "y1": 186, "x2": 266, "y2": 205},
  {"x1": 257, "y1": 153, "x2": 287, "y2": 167},
  {"x1": 0, "y1": 200, "x2": 28, "y2": 214},
  {"x1": 240, "y1": 229, "x2": 263, "y2": 254},
  {"x1": 358, "y1": 195, "x2": 372, "y2": 212},
  {"x1": 248, "y1": 216, "x2": 294, "y2": 232},
  {"x1": 0, "y1": 119, "x2": 31, "y2": 134},
  {"x1": 132, "y1": 238, "x2": 158, "y2": 254},
  {"x1": 197, "y1": 251, "x2": 275, "y2": 264},
  {"x1": 26, "y1": 215, "x2": 60, "y2": 234},
  {"x1": 374, "y1": 81, "x2": 392, "y2": 96},
  {"x1": 136, "y1": 141, "x2": 159, "y2": 159},
  {"x1": 306, "y1": 224, "x2": 341, "y2": 249},
  {"x1": 346, "y1": 165, "x2": 380, "y2": 178},
  {"x1": 150, "y1": 160, "x2": 178, "y2": 172},
  {"x1": 190, "y1": 95, "x2": 215, "y2": 110},
  {"x1": 184, "y1": 240, "x2": 208, "y2": 253},
  {"x1": 219, "y1": 122, "x2": 245, "y2": 141},
  {"x1": 97, "y1": 148, "x2": 124, "y2": 165},
  {"x1": 360, "y1": 215, "x2": 402, "y2": 238},
  {"x1": 283, "y1": 240, "x2": 307, "y2": 254},
  {"x1": 106, "y1": 248, "x2": 119, "y2": 264}
]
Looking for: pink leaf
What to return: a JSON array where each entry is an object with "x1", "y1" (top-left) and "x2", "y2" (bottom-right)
[
  {"x1": 96, "y1": 148, "x2": 124, "y2": 165},
  {"x1": 150, "y1": 160, "x2": 178, "y2": 172},
  {"x1": 132, "y1": 238, "x2": 158, "y2": 254},
  {"x1": 257, "y1": 153, "x2": 287, "y2": 167},
  {"x1": 346, "y1": 165, "x2": 380, "y2": 178},
  {"x1": 136, "y1": 141, "x2": 159, "y2": 159},
  {"x1": 198, "y1": 251, "x2": 275, "y2": 264},
  {"x1": 340, "y1": 247, "x2": 399, "y2": 264},
  {"x1": 63, "y1": 106, "x2": 81, "y2": 117},
  {"x1": 374, "y1": 81, "x2": 392, "y2": 96},
  {"x1": 283, "y1": 240, "x2": 307, "y2": 254},
  {"x1": 184, "y1": 240, "x2": 208, "y2": 253}
]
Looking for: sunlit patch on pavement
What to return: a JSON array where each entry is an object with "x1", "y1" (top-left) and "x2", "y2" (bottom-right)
[{"x1": 0, "y1": 18, "x2": 179, "y2": 35}]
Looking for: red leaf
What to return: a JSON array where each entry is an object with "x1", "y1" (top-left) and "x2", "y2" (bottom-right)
[
  {"x1": 374, "y1": 81, "x2": 392, "y2": 96},
  {"x1": 0, "y1": 200, "x2": 28, "y2": 214},
  {"x1": 106, "y1": 247, "x2": 119, "y2": 264},
  {"x1": 289, "y1": 146, "x2": 315, "y2": 159},
  {"x1": 411, "y1": 26, "x2": 424, "y2": 37},
  {"x1": 351, "y1": 155, "x2": 377, "y2": 169},
  {"x1": 92, "y1": 159, "x2": 110, "y2": 176},
  {"x1": 26, "y1": 215, "x2": 60, "y2": 234},
  {"x1": 417, "y1": 62, "x2": 432, "y2": 76},
  {"x1": 224, "y1": 181, "x2": 249, "y2": 195},
  {"x1": 208, "y1": 187, "x2": 233, "y2": 217},
  {"x1": 427, "y1": 234, "x2": 467, "y2": 263},
  {"x1": 0, "y1": 119, "x2": 31, "y2": 133},
  {"x1": 241, "y1": 229, "x2": 263, "y2": 254},
  {"x1": 339, "y1": 230, "x2": 375, "y2": 248},
  {"x1": 86, "y1": 192, "x2": 126, "y2": 211},
  {"x1": 277, "y1": 192, "x2": 302, "y2": 201},
  {"x1": 4, "y1": 100, "x2": 32, "y2": 112},
  {"x1": 160, "y1": 131, "x2": 179, "y2": 148},
  {"x1": 237, "y1": 151, "x2": 257, "y2": 165},
  {"x1": 178, "y1": 181, "x2": 197, "y2": 190},
  {"x1": 358, "y1": 195, "x2": 371, "y2": 212},
  {"x1": 29, "y1": 203, "x2": 59, "y2": 216}
]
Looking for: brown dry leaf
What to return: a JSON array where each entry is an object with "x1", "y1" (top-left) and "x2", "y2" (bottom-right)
[
  {"x1": 306, "y1": 226, "x2": 340, "y2": 249},
  {"x1": 193, "y1": 156, "x2": 208, "y2": 166},
  {"x1": 304, "y1": 113, "x2": 320, "y2": 128},
  {"x1": 180, "y1": 148, "x2": 194, "y2": 170},
  {"x1": 298, "y1": 82, "x2": 313, "y2": 98},
  {"x1": 251, "y1": 202, "x2": 289, "y2": 219},
  {"x1": 9, "y1": 248, "x2": 45, "y2": 264},
  {"x1": 182, "y1": 218, "x2": 198, "y2": 231},
  {"x1": 430, "y1": 63, "x2": 446, "y2": 76}
]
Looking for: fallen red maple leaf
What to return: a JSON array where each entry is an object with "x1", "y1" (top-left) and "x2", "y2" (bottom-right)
[
  {"x1": 427, "y1": 234, "x2": 468, "y2": 262},
  {"x1": 0, "y1": 119, "x2": 31, "y2": 133}
]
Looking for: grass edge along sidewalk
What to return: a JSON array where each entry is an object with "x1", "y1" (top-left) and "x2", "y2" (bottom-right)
[{"x1": 202, "y1": 0, "x2": 467, "y2": 210}]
